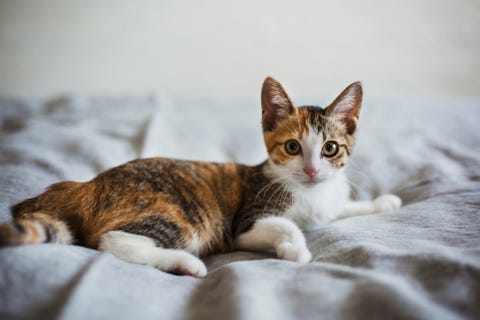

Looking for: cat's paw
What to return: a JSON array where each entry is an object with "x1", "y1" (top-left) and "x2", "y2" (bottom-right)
[
  {"x1": 373, "y1": 194, "x2": 402, "y2": 213},
  {"x1": 276, "y1": 242, "x2": 312, "y2": 263},
  {"x1": 163, "y1": 252, "x2": 208, "y2": 278}
]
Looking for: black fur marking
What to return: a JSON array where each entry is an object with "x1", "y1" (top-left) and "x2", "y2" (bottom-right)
[
  {"x1": 300, "y1": 106, "x2": 327, "y2": 133},
  {"x1": 119, "y1": 215, "x2": 184, "y2": 249},
  {"x1": 44, "y1": 223, "x2": 57, "y2": 243},
  {"x1": 95, "y1": 193, "x2": 114, "y2": 212},
  {"x1": 101, "y1": 159, "x2": 206, "y2": 226}
]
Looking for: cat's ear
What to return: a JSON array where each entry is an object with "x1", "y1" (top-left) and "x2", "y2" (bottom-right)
[
  {"x1": 325, "y1": 82, "x2": 362, "y2": 135},
  {"x1": 261, "y1": 77, "x2": 295, "y2": 131}
]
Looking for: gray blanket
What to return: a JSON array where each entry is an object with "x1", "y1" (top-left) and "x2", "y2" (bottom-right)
[{"x1": 0, "y1": 94, "x2": 479, "y2": 320}]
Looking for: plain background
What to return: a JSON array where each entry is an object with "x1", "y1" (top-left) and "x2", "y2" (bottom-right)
[{"x1": 0, "y1": 0, "x2": 479, "y2": 100}]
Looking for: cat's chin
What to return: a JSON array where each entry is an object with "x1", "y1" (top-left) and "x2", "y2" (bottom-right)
[{"x1": 301, "y1": 181, "x2": 321, "y2": 188}]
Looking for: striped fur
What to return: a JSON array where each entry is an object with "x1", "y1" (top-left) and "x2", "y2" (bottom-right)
[
  {"x1": 0, "y1": 212, "x2": 72, "y2": 246},
  {"x1": 0, "y1": 77, "x2": 366, "y2": 276}
]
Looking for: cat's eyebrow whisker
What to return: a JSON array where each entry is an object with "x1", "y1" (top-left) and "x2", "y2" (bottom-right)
[
  {"x1": 296, "y1": 118, "x2": 303, "y2": 138},
  {"x1": 287, "y1": 127, "x2": 298, "y2": 138}
]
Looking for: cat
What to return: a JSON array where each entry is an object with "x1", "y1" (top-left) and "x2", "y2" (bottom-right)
[{"x1": 0, "y1": 77, "x2": 401, "y2": 277}]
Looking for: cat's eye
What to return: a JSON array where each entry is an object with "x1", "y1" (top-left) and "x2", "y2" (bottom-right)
[
  {"x1": 285, "y1": 140, "x2": 301, "y2": 155},
  {"x1": 322, "y1": 141, "x2": 339, "y2": 157}
]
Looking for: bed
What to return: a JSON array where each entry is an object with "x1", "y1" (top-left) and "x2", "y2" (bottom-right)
[{"x1": 0, "y1": 93, "x2": 479, "y2": 319}]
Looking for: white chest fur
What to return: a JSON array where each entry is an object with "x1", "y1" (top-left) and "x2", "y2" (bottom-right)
[{"x1": 284, "y1": 171, "x2": 350, "y2": 229}]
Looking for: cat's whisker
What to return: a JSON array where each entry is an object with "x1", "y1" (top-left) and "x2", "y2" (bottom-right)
[
  {"x1": 280, "y1": 182, "x2": 293, "y2": 209},
  {"x1": 344, "y1": 174, "x2": 362, "y2": 198},
  {"x1": 262, "y1": 183, "x2": 285, "y2": 215},
  {"x1": 347, "y1": 180, "x2": 361, "y2": 200},
  {"x1": 345, "y1": 161, "x2": 376, "y2": 200},
  {"x1": 254, "y1": 176, "x2": 285, "y2": 202},
  {"x1": 347, "y1": 159, "x2": 373, "y2": 184}
]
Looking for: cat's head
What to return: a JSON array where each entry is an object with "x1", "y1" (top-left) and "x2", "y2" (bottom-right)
[{"x1": 261, "y1": 77, "x2": 362, "y2": 188}]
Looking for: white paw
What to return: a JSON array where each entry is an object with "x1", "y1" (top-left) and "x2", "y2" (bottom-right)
[
  {"x1": 373, "y1": 194, "x2": 402, "y2": 213},
  {"x1": 163, "y1": 252, "x2": 208, "y2": 278},
  {"x1": 276, "y1": 242, "x2": 312, "y2": 263}
]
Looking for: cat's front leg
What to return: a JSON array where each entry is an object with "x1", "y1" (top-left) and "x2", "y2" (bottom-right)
[
  {"x1": 234, "y1": 216, "x2": 312, "y2": 263},
  {"x1": 339, "y1": 194, "x2": 402, "y2": 218}
]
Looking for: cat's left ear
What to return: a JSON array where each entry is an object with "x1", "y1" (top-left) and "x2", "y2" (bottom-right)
[
  {"x1": 261, "y1": 77, "x2": 296, "y2": 131},
  {"x1": 325, "y1": 82, "x2": 363, "y2": 135}
]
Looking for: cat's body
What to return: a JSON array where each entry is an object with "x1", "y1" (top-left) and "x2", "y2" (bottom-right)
[
  {"x1": 0, "y1": 77, "x2": 401, "y2": 277},
  {"x1": 9, "y1": 159, "x2": 288, "y2": 254}
]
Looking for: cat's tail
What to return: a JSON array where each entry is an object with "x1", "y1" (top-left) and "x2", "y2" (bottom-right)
[
  {"x1": 0, "y1": 181, "x2": 84, "y2": 247},
  {"x1": 1, "y1": 181, "x2": 89, "y2": 248},
  {"x1": 0, "y1": 212, "x2": 73, "y2": 247}
]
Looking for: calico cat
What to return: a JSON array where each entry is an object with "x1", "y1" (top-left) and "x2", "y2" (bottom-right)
[{"x1": 0, "y1": 77, "x2": 401, "y2": 277}]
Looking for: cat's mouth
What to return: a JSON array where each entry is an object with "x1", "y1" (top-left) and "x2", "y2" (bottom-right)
[{"x1": 298, "y1": 175, "x2": 327, "y2": 187}]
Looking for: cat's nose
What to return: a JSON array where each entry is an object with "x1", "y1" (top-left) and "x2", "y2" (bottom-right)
[{"x1": 303, "y1": 167, "x2": 319, "y2": 177}]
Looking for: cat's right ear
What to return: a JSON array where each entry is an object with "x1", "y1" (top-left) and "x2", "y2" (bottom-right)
[
  {"x1": 325, "y1": 82, "x2": 363, "y2": 135},
  {"x1": 261, "y1": 77, "x2": 295, "y2": 131}
]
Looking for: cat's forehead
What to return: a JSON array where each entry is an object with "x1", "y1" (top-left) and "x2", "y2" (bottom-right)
[
  {"x1": 298, "y1": 106, "x2": 326, "y2": 133},
  {"x1": 294, "y1": 106, "x2": 343, "y2": 138}
]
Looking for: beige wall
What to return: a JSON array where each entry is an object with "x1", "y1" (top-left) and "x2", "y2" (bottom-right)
[{"x1": 0, "y1": 0, "x2": 479, "y2": 99}]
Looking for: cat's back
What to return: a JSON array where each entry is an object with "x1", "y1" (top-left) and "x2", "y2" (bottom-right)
[{"x1": 94, "y1": 157, "x2": 247, "y2": 196}]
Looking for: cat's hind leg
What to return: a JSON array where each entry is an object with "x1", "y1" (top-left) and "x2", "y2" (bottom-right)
[
  {"x1": 234, "y1": 216, "x2": 312, "y2": 263},
  {"x1": 339, "y1": 194, "x2": 402, "y2": 218},
  {"x1": 98, "y1": 231, "x2": 207, "y2": 277}
]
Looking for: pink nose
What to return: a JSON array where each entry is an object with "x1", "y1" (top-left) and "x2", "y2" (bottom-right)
[{"x1": 304, "y1": 167, "x2": 319, "y2": 177}]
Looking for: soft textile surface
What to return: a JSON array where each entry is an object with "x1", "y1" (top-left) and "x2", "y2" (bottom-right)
[{"x1": 0, "y1": 94, "x2": 479, "y2": 320}]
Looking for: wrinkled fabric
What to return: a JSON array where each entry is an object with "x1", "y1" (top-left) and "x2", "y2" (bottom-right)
[{"x1": 0, "y1": 94, "x2": 479, "y2": 320}]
